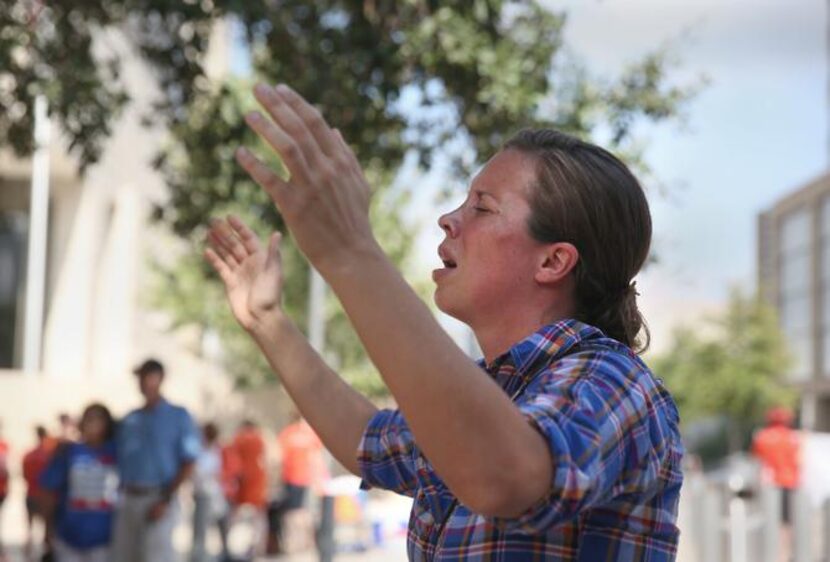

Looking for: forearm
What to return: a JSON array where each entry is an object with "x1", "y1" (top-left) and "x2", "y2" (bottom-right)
[
  {"x1": 248, "y1": 313, "x2": 378, "y2": 475},
  {"x1": 320, "y1": 246, "x2": 551, "y2": 514}
]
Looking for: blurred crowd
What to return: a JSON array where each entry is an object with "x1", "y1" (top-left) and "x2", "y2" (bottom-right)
[{"x1": 0, "y1": 359, "x2": 327, "y2": 562}]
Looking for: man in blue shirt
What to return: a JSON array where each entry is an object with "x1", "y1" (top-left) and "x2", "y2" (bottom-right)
[{"x1": 112, "y1": 358, "x2": 201, "y2": 562}]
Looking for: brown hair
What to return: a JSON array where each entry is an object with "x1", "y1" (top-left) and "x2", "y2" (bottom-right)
[
  {"x1": 80, "y1": 403, "x2": 116, "y2": 441},
  {"x1": 503, "y1": 129, "x2": 652, "y2": 352},
  {"x1": 203, "y1": 422, "x2": 219, "y2": 444}
]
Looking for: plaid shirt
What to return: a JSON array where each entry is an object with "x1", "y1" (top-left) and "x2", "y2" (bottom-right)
[{"x1": 358, "y1": 319, "x2": 683, "y2": 561}]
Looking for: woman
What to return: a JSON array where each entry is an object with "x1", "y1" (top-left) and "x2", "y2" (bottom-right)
[
  {"x1": 40, "y1": 404, "x2": 118, "y2": 562},
  {"x1": 205, "y1": 83, "x2": 683, "y2": 561}
]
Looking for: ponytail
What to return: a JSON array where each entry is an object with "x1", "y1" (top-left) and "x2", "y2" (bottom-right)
[{"x1": 504, "y1": 129, "x2": 652, "y2": 353}]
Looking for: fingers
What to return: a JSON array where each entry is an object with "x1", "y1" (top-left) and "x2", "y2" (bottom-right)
[
  {"x1": 210, "y1": 219, "x2": 248, "y2": 263},
  {"x1": 207, "y1": 229, "x2": 238, "y2": 267},
  {"x1": 332, "y1": 128, "x2": 361, "y2": 172},
  {"x1": 273, "y1": 84, "x2": 339, "y2": 158},
  {"x1": 243, "y1": 110, "x2": 312, "y2": 186},
  {"x1": 235, "y1": 147, "x2": 294, "y2": 211},
  {"x1": 264, "y1": 231, "x2": 282, "y2": 272},
  {"x1": 204, "y1": 247, "x2": 234, "y2": 286},
  {"x1": 331, "y1": 128, "x2": 370, "y2": 199},
  {"x1": 207, "y1": 215, "x2": 283, "y2": 277},
  {"x1": 227, "y1": 214, "x2": 262, "y2": 255},
  {"x1": 252, "y1": 84, "x2": 322, "y2": 182}
]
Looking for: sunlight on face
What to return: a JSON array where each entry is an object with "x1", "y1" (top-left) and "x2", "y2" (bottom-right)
[{"x1": 433, "y1": 150, "x2": 543, "y2": 325}]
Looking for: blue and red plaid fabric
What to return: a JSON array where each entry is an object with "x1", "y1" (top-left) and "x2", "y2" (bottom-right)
[{"x1": 358, "y1": 319, "x2": 684, "y2": 561}]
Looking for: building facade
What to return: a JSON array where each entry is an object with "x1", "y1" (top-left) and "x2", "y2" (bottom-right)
[
  {"x1": 759, "y1": 172, "x2": 830, "y2": 431},
  {"x1": 0, "y1": 24, "x2": 244, "y2": 450}
]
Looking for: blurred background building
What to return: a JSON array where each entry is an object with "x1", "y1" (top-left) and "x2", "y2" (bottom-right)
[
  {"x1": 0, "y1": 22, "x2": 244, "y2": 450},
  {"x1": 759, "y1": 173, "x2": 830, "y2": 431}
]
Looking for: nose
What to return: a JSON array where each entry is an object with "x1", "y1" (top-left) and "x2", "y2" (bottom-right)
[{"x1": 438, "y1": 209, "x2": 460, "y2": 238}]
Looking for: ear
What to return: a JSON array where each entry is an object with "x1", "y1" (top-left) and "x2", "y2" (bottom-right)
[{"x1": 535, "y1": 242, "x2": 579, "y2": 285}]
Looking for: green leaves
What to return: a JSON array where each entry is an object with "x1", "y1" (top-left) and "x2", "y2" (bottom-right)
[
  {"x1": 654, "y1": 289, "x2": 796, "y2": 452},
  {"x1": 0, "y1": 0, "x2": 700, "y2": 391},
  {"x1": 0, "y1": 1, "x2": 129, "y2": 168},
  {"x1": 0, "y1": 1, "x2": 699, "y2": 176}
]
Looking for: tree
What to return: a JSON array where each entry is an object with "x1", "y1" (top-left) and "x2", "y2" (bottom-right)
[
  {"x1": 1, "y1": 1, "x2": 699, "y2": 389},
  {"x1": 654, "y1": 289, "x2": 796, "y2": 455}
]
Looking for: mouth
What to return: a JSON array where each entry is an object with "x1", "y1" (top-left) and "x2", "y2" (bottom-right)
[
  {"x1": 433, "y1": 248, "x2": 457, "y2": 282},
  {"x1": 437, "y1": 244, "x2": 458, "y2": 271}
]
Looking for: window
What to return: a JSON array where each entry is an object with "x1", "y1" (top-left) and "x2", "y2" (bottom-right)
[
  {"x1": 821, "y1": 197, "x2": 830, "y2": 376},
  {"x1": 778, "y1": 208, "x2": 812, "y2": 380},
  {"x1": 0, "y1": 212, "x2": 27, "y2": 368}
]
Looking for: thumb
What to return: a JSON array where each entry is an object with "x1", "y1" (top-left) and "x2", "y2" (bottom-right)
[{"x1": 264, "y1": 232, "x2": 282, "y2": 271}]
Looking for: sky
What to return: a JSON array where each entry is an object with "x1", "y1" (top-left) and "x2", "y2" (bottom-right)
[
  {"x1": 412, "y1": 0, "x2": 828, "y2": 354},
  {"x1": 224, "y1": 1, "x2": 827, "y2": 354}
]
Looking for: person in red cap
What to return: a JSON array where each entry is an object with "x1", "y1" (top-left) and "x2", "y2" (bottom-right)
[{"x1": 752, "y1": 406, "x2": 801, "y2": 561}]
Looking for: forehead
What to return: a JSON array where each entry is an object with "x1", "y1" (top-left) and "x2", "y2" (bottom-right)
[{"x1": 469, "y1": 149, "x2": 537, "y2": 199}]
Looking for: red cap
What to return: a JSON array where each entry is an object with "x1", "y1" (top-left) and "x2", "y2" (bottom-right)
[{"x1": 765, "y1": 406, "x2": 794, "y2": 426}]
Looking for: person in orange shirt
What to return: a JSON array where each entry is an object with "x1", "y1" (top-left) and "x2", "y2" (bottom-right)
[
  {"x1": 22, "y1": 425, "x2": 56, "y2": 558},
  {"x1": 217, "y1": 437, "x2": 242, "y2": 560},
  {"x1": 0, "y1": 421, "x2": 9, "y2": 562},
  {"x1": 220, "y1": 439, "x2": 243, "y2": 506},
  {"x1": 267, "y1": 414, "x2": 326, "y2": 554},
  {"x1": 230, "y1": 420, "x2": 268, "y2": 557},
  {"x1": 752, "y1": 406, "x2": 801, "y2": 562}
]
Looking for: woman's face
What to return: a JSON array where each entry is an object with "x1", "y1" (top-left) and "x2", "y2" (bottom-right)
[
  {"x1": 81, "y1": 410, "x2": 108, "y2": 444},
  {"x1": 434, "y1": 149, "x2": 544, "y2": 324}
]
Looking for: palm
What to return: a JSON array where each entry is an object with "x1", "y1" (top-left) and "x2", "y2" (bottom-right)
[
  {"x1": 227, "y1": 252, "x2": 279, "y2": 327},
  {"x1": 205, "y1": 217, "x2": 283, "y2": 331}
]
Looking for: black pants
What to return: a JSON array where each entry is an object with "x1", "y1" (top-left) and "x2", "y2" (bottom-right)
[{"x1": 267, "y1": 484, "x2": 308, "y2": 546}]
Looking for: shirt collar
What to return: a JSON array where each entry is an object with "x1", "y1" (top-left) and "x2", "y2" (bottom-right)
[
  {"x1": 142, "y1": 397, "x2": 169, "y2": 413},
  {"x1": 480, "y1": 319, "x2": 604, "y2": 393}
]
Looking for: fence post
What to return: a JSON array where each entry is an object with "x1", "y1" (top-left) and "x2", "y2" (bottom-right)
[
  {"x1": 760, "y1": 484, "x2": 780, "y2": 562},
  {"x1": 728, "y1": 494, "x2": 749, "y2": 562},
  {"x1": 317, "y1": 495, "x2": 335, "y2": 562},
  {"x1": 793, "y1": 487, "x2": 811, "y2": 562},
  {"x1": 702, "y1": 484, "x2": 723, "y2": 562},
  {"x1": 823, "y1": 497, "x2": 830, "y2": 562},
  {"x1": 683, "y1": 470, "x2": 707, "y2": 562}
]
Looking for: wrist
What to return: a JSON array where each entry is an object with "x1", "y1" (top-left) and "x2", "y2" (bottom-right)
[
  {"x1": 316, "y1": 239, "x2": 386, "y2": 280},
  {"x1": 247, "y1": 310, "x2": 292, "y2": 343}
]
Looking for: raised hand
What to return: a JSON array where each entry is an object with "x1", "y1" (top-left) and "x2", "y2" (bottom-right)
[
  {"x1": 235, "y1": 83, "x2": 380, "y2": 276},
  {"x1": 204, "y1": 215, "x2": 283, "y2": 332}
]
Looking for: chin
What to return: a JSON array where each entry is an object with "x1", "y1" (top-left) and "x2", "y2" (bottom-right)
[{"x1": 433, "y1": 289, "x2": 470, "y2": 324}]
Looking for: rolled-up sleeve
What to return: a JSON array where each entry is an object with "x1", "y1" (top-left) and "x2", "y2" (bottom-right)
[
  {"x1": 177, "y1": 409, "x2": 202, "y2": 465},
  {"x1": 489, "y1": 354, "x2": 662, "y2": 534},
  {"x1": 357, "y1": 409, "x2": 419, "y2": 497}
]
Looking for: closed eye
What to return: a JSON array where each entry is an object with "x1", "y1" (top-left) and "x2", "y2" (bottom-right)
[{"x1": 473, "y1": 206, "x2": 491, "y2": 213}]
